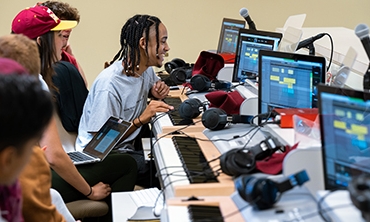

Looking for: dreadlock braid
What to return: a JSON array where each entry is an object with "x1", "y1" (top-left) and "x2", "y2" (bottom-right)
[{"x1": 109, "y1": 14, "x2": 161, "y2": 76}]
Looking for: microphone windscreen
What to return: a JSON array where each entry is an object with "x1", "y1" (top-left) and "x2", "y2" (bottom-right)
[
  {"x1": 355, "y1": 23, "x2": 369, "y2": 39},
  {"x1": 239, "y1": 7, "x2": 249, "y2": 17}
]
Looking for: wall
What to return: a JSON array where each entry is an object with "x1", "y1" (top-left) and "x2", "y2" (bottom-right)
[{"x1": 1, "y1": 0, "x2": 369, "y2": 87}]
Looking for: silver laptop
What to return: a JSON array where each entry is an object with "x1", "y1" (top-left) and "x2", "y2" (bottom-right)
[{"x1": 67, "y1": 116, "x2": 131, "y2": 165}]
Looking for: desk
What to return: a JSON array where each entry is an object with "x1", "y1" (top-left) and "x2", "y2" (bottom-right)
[{"x1": 162, "y1": 196, "x2": 244, "y2": 222}]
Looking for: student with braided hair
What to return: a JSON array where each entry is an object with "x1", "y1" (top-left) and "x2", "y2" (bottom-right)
[{"x1": 77, "y1": 14, "x2": 173, "y2": 187}]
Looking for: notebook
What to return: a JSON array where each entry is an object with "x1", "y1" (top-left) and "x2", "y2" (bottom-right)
[
  {"x1": 67, "y1": 116, "x2": 131, "y2": 165},
  {"x1": 317, "y1": 84, "x2": 370, "y2": 190}
]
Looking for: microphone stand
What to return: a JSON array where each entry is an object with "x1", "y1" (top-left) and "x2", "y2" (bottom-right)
[
  {"x1": 306, "y1": 43, "x2": 316, "y2": 56},
  {"x1": 363, "y1": 63, "x2": 370, "y2": 91}
]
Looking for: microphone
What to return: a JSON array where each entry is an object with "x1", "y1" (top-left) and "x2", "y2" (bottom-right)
[
  {"x1": 355, "y1": 23, "x2": 370, "y2": 90},
  {"x1": 296, "y1": 33, "x2": 326, "y2": 51},
  {"x1": 239, "y1": 8, "x2": 257, "y2": 30},
  {"x1": 355, "y1": 23, "x2": 370, "y2": 60}
]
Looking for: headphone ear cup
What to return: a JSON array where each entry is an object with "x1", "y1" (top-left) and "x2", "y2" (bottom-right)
[
  {"x1": 190, "y1": 75, "x2": 211, "y2": 92},
  {"x1": 349, "y1": 174, "x2": 370, "y2": 214},
  {"x1": 170, "y1": 68, "x2": 187, "y2": 84},
  {"x1": 235, "y1": 175, "x2": 257, "y2": 202},
  {"x1": 202, "y1": 108, "x2": 227, "y2": 130},
  {"x1": 245, "y1": 178, "x2": 279, "y2": 210},
  {"x1": 165, "y1": 61, "x2": 178, "y2": 74},
  {"x1": 220, "y1": 148, "x2": 257, "y2": 177},
  {"x1": 178, "y1": 98, "x2": 203, "y2": 119}
]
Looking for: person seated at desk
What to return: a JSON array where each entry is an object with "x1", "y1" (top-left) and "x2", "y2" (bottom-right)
[
  {"x1": 76, "y1": 14, "x2": 173, "y2": 188},
  {"x1": 0, "y1": 59, "x2": 54, "y2": 222},
  {"x1": 11, "y1": 6, "x2": 138, "y2": 222}
]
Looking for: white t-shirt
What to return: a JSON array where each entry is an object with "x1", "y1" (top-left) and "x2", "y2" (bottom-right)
[{"x1": 76, "y1": 60, "x2": 159, "y2": 151}]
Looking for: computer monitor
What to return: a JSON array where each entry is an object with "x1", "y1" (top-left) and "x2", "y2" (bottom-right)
[
  {"x1": 258, "y1": 50, "x2": 326, "y2": 120},
  {"x1": 317, "y1": 84, "x2": 370, "y2": 190},
  {"x1": 232, "y1": 29, "x2": 283, "y2": 82},
  {"x1": 216, "y1": 18, "x2": 245, "y2": 54}
]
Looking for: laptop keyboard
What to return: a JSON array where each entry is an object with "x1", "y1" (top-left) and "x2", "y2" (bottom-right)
[
  {"x1": 129, "y1": 188, "x2": 162, "y2": 207},
  {"x1": 67, "y1": 151, "x2": 94, "y2": 162}
]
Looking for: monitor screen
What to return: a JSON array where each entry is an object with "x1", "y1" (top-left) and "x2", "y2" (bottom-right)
[
  {"x1": 217, "y1": 18, "x2": 245, "y2": 54},
  {"x1": 318, "y1": 84, "x2": 370, "y2": 190},
  {"x1": 258, "y1": 50, "x2": 326, "y2": 120},
  {"x1": 232, "y1": 29, "x2": 282, "y2": 82}
]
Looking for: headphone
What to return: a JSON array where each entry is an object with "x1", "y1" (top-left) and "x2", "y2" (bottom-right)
[
  {"x1": 190, "y1": 74, "x2": 231, "y2": 92},
  {"x1": 201, "y1": 108, "x2": 253, "y2": 131},
  {"x1": 164, "y1": 58, "x2": 193, "y2": 85},
  {"x1": 348, "y1": 174, "x2": 370, "y2": 221},
  {"x1": 220, "y1": 136, "x2": 283, "y2": 177},
  {"x1": 178, "y1": 98, "x2": 208, "y2": 119},
  {"x1": 235, "y1": 170, "x2": 309, "y2": 210}
]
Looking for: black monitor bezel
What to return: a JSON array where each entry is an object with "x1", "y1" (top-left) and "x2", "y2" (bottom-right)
[
  {"x1": 257, "y1": 50, "x2": 326, "y2": 124},
  {"x1": 216, "y1": 18, "x2": 245, "y2": 54},
  {"x1": 232, "y1": 28, "x2": 283, "y2": 83}
]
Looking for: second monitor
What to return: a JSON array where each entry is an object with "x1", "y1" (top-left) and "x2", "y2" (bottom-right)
[
  {"x1": 258, "y1": 50, "x2": 326, "y2": 119},
  {"x1": 232, "y1": 28, "x2": 283, "y2": 83}
]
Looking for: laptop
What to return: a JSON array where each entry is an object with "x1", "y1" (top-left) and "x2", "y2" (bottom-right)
[
  {"x1": 217, "y1": 18, "x2": 245, "y2": 54},
  {"x1": 232, "y1": 28, "x2": 283, "y2": 83},
  {"x1": 317, "y1": 84, "x2": 370, "y2": 190},
  {"x1": 67, "y1": 116, "x2": 131, "y2": 165},
  {"x1": 258, "y1": 50, "x2": 326, "y2": 123}
]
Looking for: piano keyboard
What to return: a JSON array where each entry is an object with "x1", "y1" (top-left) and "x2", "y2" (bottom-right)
[
  {"x1": 188, "y1": 205, "x2": 223, "y2": 222},
  {"x1": 172, "y1": 136, "x2": 218, "y2": 183},
  {"x1": 153, "y1": 133, "x2": 234, "y2": 198},
  {"x1": 152, "y1": 97, "x2": 194, "y2": 135}
]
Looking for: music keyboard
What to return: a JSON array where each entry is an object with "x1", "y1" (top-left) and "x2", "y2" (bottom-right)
[
  {"x1": 152, "y1": 96, "x2": 204, "y2": 136},
  {"x1": 153, "y1": 133, "x2": 234, "y2": 198},
  {"x1": 163, "y1": 196, "x2": 244, "y2": 222}
]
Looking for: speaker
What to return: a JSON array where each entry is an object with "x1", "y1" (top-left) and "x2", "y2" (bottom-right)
[
  {"x1": 220, "y1": 136, "x2": 283, "y2": 177},
  {"x1": 201, "y1": 108, "x2": 253, "y2": 130},
  {"x1": 235, "y1": 170, "x2": 309, "y2": 210},
  {"x1": 164, "y1": 58, "x2": 193, "y2": 85},
  {"x1": 348, "y1": 174, "x2": 370, "y2": 221},
  {"x1": 178, "y1": 98, "x2": 207, "y2": 119},
  {"x1": 190, "y1": 74, "x2": 231, "y2": 92}
]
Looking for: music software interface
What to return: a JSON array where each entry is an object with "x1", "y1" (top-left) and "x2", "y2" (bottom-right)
[
  {"x1": 259, "y1": 56, "x2": 323, "y2": 114},
  {"x1": 234, "y1": 34, "x2": 280, "y2": 82},
  {"x1": 320, "y1": 92, "x2": 370, "y2": 189},
  {"x1": 219, "y1": 22, "x2": 244, "y2": 54}
]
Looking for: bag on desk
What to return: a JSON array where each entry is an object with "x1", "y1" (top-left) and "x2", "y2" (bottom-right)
[
  {"x1": 255, "y1": 143, "x2": 298, "y2": 175},
  {"x1": 205, "y1": 90, "x2": 244, "y2": 115}
]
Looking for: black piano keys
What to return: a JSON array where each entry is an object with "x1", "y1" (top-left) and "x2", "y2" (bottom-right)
[
  {"x1": 163, "y1": 97, "x2": 194, "y2": 125},
  {"x1": 172, "y1": 136, "x2": 218, "y2": 183},
  {"x1": 188, "y1": 205, "x2": 224, "y2": 222}
]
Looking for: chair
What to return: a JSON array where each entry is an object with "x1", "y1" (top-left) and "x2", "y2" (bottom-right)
[{"x1": 55, "y1": 114, "x2": 109, "y2": 219}]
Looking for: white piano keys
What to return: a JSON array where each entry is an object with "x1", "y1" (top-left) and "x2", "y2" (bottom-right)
[
  {"x1": 154, "y1": 138, "x2": 190, "y2": 198},
  {"x1": 152, "y1": 112, "x2": 173, "y2": 135}
]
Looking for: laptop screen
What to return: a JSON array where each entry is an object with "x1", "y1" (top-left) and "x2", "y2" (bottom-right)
[
  {"x1": 232, "y1": 29, "x2": 282, "y2": 82},
  {"x1": 258, "y1": 50, "x2": 326, "y2": 119},
  {"x1": 216, "y1": 18, "x2": 245, "y2": 54},
  {"x1": 318, "y1": 84, "x2": 370, "y2": 190},
  {"x1": 83, "y1": 116, "x2": 131, "y2": 160}
]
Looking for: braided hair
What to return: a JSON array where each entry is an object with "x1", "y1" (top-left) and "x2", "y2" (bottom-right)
[{"x1": 109, "y1": 14, "x2": 161, "y2": 76}]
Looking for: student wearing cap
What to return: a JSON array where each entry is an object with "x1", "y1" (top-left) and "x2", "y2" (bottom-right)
[
  {"x1": 39, "y1": 0, "x2": 87, "y2": 87},
  {"x1": 0, "y1": 58, "x2": 54, "y2": 222},
  {"x1": 77, "y1": 14, "x2": 173, "y2": 187},
  {"x1": 11, "y1": 6, "x2": 138, "y2": 221}
]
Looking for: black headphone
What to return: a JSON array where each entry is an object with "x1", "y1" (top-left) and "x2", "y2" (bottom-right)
[
  {"x1": 201, "y1": 108, "x2": 253, "y2": 131},
  {"x1": 348, "y1": 174, "x2": 370, "y2": 221},
  {"x1": 220, "y1": 136, "x2": 283, "y2": 177},
  {"x1": 164, "y1": 58, "x2": 193, "y2": 85},
  {"x1": 190, "y1": 74, "x2": 231, "y2": 92},
  {"x1": 235, "y1": 170, "x2": 309, "y2": 210},
  {"x1": 178, "y1": 98, "x2": 208, "y2": 119}
]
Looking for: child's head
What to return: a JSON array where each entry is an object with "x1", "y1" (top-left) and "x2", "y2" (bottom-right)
[{"x1": 0, "y1": 58, "x2": 53, "y2": 185}]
